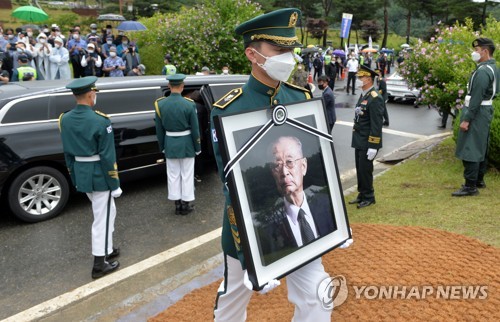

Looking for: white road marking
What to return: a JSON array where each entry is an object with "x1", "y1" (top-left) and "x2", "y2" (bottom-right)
[{"x1": 1, "y1": 228, "x2": 222, "y2": 322}]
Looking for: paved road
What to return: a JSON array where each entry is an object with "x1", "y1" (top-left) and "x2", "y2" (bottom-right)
[{"x1": 0, "y1": 81, "x2": 451, "y2": 320}]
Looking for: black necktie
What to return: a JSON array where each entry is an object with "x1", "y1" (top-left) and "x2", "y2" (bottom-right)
[{"x1": 297, "y1": 208, "x2": 315, "y2": 245}]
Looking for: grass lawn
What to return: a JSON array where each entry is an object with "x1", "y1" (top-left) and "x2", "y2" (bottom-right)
[{"x1": 345, "y1": 137, "x2": 500, "y2": 247}]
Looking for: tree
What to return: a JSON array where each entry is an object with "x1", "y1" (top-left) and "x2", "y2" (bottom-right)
[
  {"x1": 394, "y1": 0, "x2": 421, "y2": 44},
  {"x1": 136, "y1": 0, "x2": 262, "y2": 75},
  {"x1": 360, "y1": 20, "x2": 381, "y2": 43},
  {"x1": 307, "y1": 18, "x2": 328, "y2": 44}
]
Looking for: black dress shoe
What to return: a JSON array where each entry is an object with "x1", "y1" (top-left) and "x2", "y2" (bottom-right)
[
  {"x1": 175, "y1": 200, "x2": 182, "y2": 215},
  {"x1": 476, "y1": 180, "x2": 486, "y2": 188},
  {"x1": 357, "y1": 200, "x2": 376, "y2": 209},
  {"x1": 106, "y1": 247, "x2": 120, "y2": 260},
  {"x1": 92, "y1": 260, "x2": 120, "y2": 279},
  {"x1": 437, "y1": 125, "x2": 446, "y2": 129},
  {"x1": 451, "y1": 185, "x2": 479, "y2": 197},
  {"x1": 348, "y1": 197, "x2": 361, "y2": 204},
  {"x1": 180, "y1": 201, "x2": 194, "y2": 215}
]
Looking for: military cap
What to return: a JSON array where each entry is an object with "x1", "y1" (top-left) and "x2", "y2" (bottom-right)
[
  {"x1": 472, "y1": 37, "x2": 495, "y2": 50},
  {"x1": 166, "y1": 73, "x2": 186, "y2": 85},
  {"x1": 235, "y1": 8, "x2": 302, "y2": 48},
  {"x1": 66, "y1": 76, "x2": 99, "y2": 95},
  {"x1": 357, "y1": 64, "x2": 378, "y2": 78}
]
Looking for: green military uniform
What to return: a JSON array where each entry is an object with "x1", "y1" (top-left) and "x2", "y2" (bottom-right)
[
  {"x1": 454, "y1": 37, "x2": 499, "y2": 194},
  {"x1": 212, "y1": 8, "x2": 332, "y2": 322},
  {"x1": 212, "y1": 74, "x2": 311, "y2": 266},
  {"x1": 59, "y1": 76, "x2": 120, "y2": 279},
  {"x1": 351, "y1": 65, "x2": 384, "y2": 205},
  {"x1": 154, "y1": 79, "x2": 201, "y2": 159},
  {"x1": 59, "y1": 80, "x2": 119, "y2": 193},
  {"x1": 155, "y1": 73, "x2": 201, "y2": 213}
]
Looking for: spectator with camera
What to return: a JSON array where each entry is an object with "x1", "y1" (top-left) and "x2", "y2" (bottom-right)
[
  {"x1": 102, "y1": 46, "x2": 125, "y2": 77},
  {"x1": 67, "y1": 29, "x2": 87, "y2": 78},
  {"x1": 122, "y1": 42, "x2": 140, "y2": 76},
  {"x1": 81, "y1": 43, "x2": 103, "y2": 77}
]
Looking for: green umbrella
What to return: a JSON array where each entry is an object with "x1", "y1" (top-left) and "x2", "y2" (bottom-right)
[{"x1": 11, "y1": 5, "x2": 49, "y2": 23}]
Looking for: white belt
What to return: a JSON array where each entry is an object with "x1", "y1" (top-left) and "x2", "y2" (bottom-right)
[
  {"x1": 481, "y1": 100, "x2": 493, "y2": 105},
  {"x1": 166, "y1": 130, "x2": 191, "y2": 137},
  {"x1": 75, "y1": 155, "x2": 100, "y2": 162}
]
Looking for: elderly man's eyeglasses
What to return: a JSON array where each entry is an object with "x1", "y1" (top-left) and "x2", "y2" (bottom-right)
[{"x1": 271, "y1": 158, "x2": 305, "y2": 171}]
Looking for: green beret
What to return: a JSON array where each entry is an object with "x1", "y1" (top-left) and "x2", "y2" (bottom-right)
[
  {"x1": 66, "y1": 76, "x2": 99, "y2": 95},
  {"x1": 235, "y1": 8, "x2": 302, "y2": 48},
  {"x1": 357, "y1": 65, "x2": 378, "y2": 78},
  {"x1": 166, "y1": 73, "x2": 186, "y2": 85},
  {"x1": 472, "y1": 37, "x2": 495, "y2": 50}
]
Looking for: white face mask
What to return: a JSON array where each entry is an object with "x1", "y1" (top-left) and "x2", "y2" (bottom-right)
[
  {"x1": 88, "y1": 49, "x2": 94, "y2": 54},
  {"x1": 107, "y1": 40, "x2": 112, "y2": 45},
  {"x1": 110, "y1": 52, "x2": 117, "y2": 57},
  {"x1": 27, "y1": 32, "x2": 33, "y2": 37},
  {"x1": 55, "y1": 31, "x2": 61, "y2": 36},
  {"x1": 222, "y1": 69, "x2": 229, "y2": 74},
  {"x1": 122, "y1": 41, "x2": 128, "y2": 46},
  {"x1": 17, "y1": 48, "x2": 23, "y2": 53},
  {"x1": 55, "y1": 43, "x2": 61, "y2": 48},
  {"x1": 471, "y1": 51, "x2": 481, "y2": 62},
  {"x1": 73, "y1": 34, "x2": 79, "y2": 39},
  {"x1": 91, "y1": 29, "x2": 97, "y2": 34},
  {"x1": 93, "y1": 93, "x2": 97, "y2": 106},
  {"x1": 8, "y1": 34, "x2": 14, "y2": 39},
  {"x1": 253, "y1": 49, "x2": 296, "y2": 82},
  {"x1": 43, "y1": 29, "x2": 49, "y2": 34},
  {"x1": 39, "y1": 38, "x2": 46, "y2": 43}
]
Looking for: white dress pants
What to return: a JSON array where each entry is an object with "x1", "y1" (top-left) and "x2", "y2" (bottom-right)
[
  {"x1": 86, "y1": 191, "x2": 116, "y2": 257},
  {"x1": 166, "y1": 157, "x2": 195, "y2": 201},
  {"x1": 214, "y1": 255, "x2": 332, "y2": 322}
]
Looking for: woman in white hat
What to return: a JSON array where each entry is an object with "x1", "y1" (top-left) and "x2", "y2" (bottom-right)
[
  {"x1": 49, "y1": 37, "x2": 71, "y2": 80},
  {"x1": 34, "y1": 33, "x2": 52, "y2": 80}
]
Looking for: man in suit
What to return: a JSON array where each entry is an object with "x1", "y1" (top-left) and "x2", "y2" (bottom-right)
[
  {"x1": 317, "y1": 75, "x2": 336, "y2": 128},
  {"x1": 258, "y1": 136, "x2": 335, "y2": 264}
]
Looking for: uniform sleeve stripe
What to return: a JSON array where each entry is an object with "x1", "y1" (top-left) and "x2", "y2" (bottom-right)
[
  {"x1": 58, "y1": 113, "x2": 64, "y2": 132},
  {"x1": 154, "y1": 100, "x2": 161, "y2": 118},
  {"x1": 368, "y1": 136, "x2": 381, "y2": 143}
]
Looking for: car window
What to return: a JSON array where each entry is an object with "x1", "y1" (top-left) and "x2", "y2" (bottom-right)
[
  {"x1": 96, "y1": 89, "x2": 160, "y2": 114},
  {"x1": 51, "y1": 94, "x2": 76, "y2": 117},
  {"x1": 2, "y1": 97, "x2": 50, "y2": 123}
]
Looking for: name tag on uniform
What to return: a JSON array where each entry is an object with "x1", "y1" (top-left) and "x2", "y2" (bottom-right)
[
  {"x1": 464, "y1": 95, "x2": 471, "y2": 107},
  {"x1": 107, "y1": 125, "x2": 113, "y2": 133}
]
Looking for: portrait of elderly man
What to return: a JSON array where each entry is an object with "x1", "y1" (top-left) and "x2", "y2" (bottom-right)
[{"x1": 255, "y1": 135, "x2": 335, "y2": 265}]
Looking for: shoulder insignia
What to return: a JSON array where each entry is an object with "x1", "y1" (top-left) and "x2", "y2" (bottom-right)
[
  {"x1": 371, "y1": 91, "x2": 379, "y2": 98},
  {"x1": 154, "y1": 97, "x2": 165, "y2": 117},
  {"x1": 95, "y1": 110, "x2": 109, "y2": 118},
  {"x1": 58, "y1": 112, "x2": 65, "y2": 132},
  {"x1": 214, "y1": 88, "x2": 243, "y2": 109},
  {"x1": 283, "y1": 82, "x2": 312, "y2": 99},
  {"x1": 184, "y1": 97, "x2": 194, "y2": 102}
]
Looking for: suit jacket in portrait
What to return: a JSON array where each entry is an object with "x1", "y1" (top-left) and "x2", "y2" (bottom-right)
[{"x1": 256, "y1": 190, "x2": 336, "y2": 266}]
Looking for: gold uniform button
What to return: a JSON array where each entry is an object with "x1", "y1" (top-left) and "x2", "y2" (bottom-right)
[{"x1": 273, "y1": 99, "x2": 278, "y2": 105}]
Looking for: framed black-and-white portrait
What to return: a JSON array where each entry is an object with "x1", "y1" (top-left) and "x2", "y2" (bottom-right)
[{"x1": 213, "y1": 97, "x2": 350, "y2": 290}]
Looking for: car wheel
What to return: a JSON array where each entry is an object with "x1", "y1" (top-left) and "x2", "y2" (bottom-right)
[
  {"x1": 388, "y1": 96, "x2": 394, "y2": 102},
  {"x1": 8, "y1": 166, "x2": 70, "y2": 223}
]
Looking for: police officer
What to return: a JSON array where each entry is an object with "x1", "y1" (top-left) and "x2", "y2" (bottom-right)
[
  {"x1": 161, "y1": 53, "x2": 176, "y2": 76},
  {"x1": 59, "y1": 76, "x2": 121, "y2": 279},
  {"x1": 11, "y1": 54, "x2": 37, "y2": 81},
  {"x1": 154, "y1": 74, "x2": 201, "y2": 215},
  {"x1": 211, "y1": 8, "x2": 335, "y2": 321},
  {"x1": 453, "y1": 37, "x2": 499, "y2": 196},
  {"x1": 349, "y1": 65, "x2": 384, "y2": 209}
]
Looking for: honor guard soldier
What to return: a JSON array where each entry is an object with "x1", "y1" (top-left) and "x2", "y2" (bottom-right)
[
  {"x1": 453, "y1": 37, "x2": 499, "y2": 196},
  {"x1": 211, "y1": 8, "x2": 337, "y2": 321},
  {"x1": 154, "y1": 74, "x2": 201, "y2": 215},
  {"x1": 349, "y1": 65, "x2": 385, "y2": 209},
  {"x1": 59, "y1": 76, "x2": 121, "y2": 279}
]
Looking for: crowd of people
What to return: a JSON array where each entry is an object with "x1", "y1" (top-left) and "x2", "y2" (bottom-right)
[{"x1": 0, "y1": 22, "x2": 146, "y2": 82}]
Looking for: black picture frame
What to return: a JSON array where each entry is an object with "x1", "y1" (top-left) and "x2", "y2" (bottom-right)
[{"x1": 213, "y1": 98, "x2": 350, "y2": 290}]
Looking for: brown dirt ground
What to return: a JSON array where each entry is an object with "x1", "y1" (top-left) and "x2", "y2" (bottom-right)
[{"x1": 149, "y1": 223, "x2": 500, "y2": 322}]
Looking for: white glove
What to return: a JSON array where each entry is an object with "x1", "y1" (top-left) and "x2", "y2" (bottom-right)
[
  {"x1": 339, "y1": 227, "x2": 354, "y2": 249},
  {"x1": 195, "y1": 150, "x2": 201, "y2": 156},
  {"x1": 243, "y1": 270, "x2": 280, "y2": 295},
  {"x1": 367, "y1": 148, "x2": 378, "y2": 161},
  {"x1": 111, "y1": 187, "x2": 122, "y2": 198}
]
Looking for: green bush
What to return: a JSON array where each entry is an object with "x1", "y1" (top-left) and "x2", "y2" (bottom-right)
[{"x1": 134, "y1": 0, "x2": 262, "y2": 75}]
